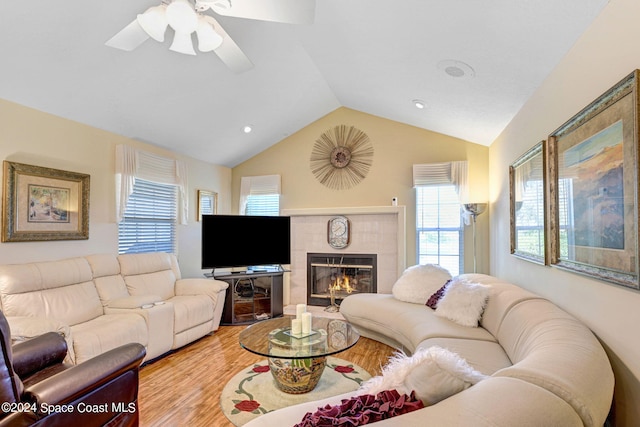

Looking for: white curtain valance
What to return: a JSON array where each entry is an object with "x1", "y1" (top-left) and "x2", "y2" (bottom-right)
[
  {"x1": 115, "y1": 145, "x2": 189, "y2": 224},
  {"x1": 239, "y1": 175, "x2": 281, "y2": 214}
]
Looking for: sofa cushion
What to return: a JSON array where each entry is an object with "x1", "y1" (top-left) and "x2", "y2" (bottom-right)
[
  {"x1": 70, "y1": 314, "x2": 148, "y2": 364},
  {"x1": 340, "y1": 294, "x2": 496, "y2": 354},
  {"x1": 360, "y1": 346, "x2": 487, "y2": 406},
  {"x1": 476, "y1": 280, "x2": 543, "y2": 338},
  {"x1": 243, "y1": 377, "x2": 584, "y2": 427},
  {"x1": 0, "y1": 257, "x2": 103, "y2": 325},
  {"x1": 494, "y1": 299, "x2": 614, "y2": 427},
  {"x1": 416, "y1": 338, "x2": 512, "y2": 376},
  {"x1": 2, "y1": 282, "x2": 103, "y2": 327},
  {"x1": 392, "y1": 264, "x2": 452, "y2": 304},
  {"x1": 7, "y1": 316, "x2": 70, "y2": 341},
  {"x1": 118, "y1": 252, "x2": 177, "y2": 277},
  {"x1": 0, "y1": 257, "x2": 93, "y2": 294},
  {"x1": 86, "y1": 254, "x2": 131, "y2": 306},
  {"x1": 434, "y1": 279, "x2": 490, "y2": 327},
  {"x1": 123, "y1": 270, "x2": 177, "y2": 301}
]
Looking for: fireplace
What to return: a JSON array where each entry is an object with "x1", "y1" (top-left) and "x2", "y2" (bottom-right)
[{"x1": 307, "y1": 253, "x2": 377, "y2": 307}]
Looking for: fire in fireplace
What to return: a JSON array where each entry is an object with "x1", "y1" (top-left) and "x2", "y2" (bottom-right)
[{"x1": 307, "y1": 253, "x2": 377, "y2": 307}]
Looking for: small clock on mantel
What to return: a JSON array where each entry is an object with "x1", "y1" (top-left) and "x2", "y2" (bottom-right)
[{"x1": 328, "y1": 216, "x2": 351, "y2": 249}]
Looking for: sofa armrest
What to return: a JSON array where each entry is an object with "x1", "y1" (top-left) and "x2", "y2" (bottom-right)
[
  {"x1": 24, "y1": 342, "x2": 146, "y2": 408},
  {"x1": 107, "y1": 295, "x2": 163, "y2": 309},
  {"x1": 12, "y1": 332, "x2": 67, "y2": 379},
  {"x1": 175, "y1": 278, "x2": 228, "y2": 302}
]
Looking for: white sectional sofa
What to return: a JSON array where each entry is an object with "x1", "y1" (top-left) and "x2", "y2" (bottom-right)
[
  {"x1": 0, "y1": 252, "x2": 228, "y2": 364},
  {"x1": 245, "y1": 273, "x2": 614, "y2": 427}
]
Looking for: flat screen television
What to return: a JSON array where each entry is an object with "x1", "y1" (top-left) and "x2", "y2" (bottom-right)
[{"x1": 201, "y1": 214, "x2": 291, "y2": 273}]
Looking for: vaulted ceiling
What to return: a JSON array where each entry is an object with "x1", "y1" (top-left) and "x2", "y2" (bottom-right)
[{"x1": 0, "y1": 1, "x2": 609, "y2": 167}]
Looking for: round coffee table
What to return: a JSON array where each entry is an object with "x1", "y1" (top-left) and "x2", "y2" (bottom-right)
[{"x1": 239, "y1": 316, "x2": 360, "y2": 394}]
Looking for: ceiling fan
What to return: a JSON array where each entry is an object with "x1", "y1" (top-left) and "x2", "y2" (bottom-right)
[{"x1": 105, "y1": 0, "x2": 316, "y2": 73}]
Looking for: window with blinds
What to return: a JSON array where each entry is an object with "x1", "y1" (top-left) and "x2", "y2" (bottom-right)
[
  {"x1": 416, "y1": 185, "x2": 463, "y2": 275},
  {"x1": 246, "y1": 194, "x2": 280, "y2": 216},
  {"x1": 118, "y1": 178, "x2": 177, "y2": 254},
  {"x1": 240, "y1": 174, "x2": 281, "y2": 216}
]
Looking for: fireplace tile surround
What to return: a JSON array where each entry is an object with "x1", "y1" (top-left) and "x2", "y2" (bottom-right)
[{"x1": 282, "y1": 206, "x2": 406, "y2": 306}]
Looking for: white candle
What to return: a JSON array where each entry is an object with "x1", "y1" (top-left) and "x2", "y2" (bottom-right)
[
  {"x1": 296, "y1": 304, "x2": 306, "y2": 320},
  {"x1": 291, "y1": 318, "x2": 302, "y2": 335},
  {"x1": 301, "y1": 312, "x2": 312, "y2": 334}
]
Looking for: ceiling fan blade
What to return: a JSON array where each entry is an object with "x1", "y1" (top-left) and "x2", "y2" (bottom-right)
[
  {"x1": 212, "y1": 0, "x2": 315, "y2": 25},
  {"x1": 204, "y1": 16, "x2": 253, "y2": 73},
  {"x1": 105, "y1": 20, "x2": 150, "y2": 51}
]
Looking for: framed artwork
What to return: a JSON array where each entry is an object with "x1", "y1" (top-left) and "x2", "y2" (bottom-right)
[
  {"x1": 547, "y1": 70, "x2": 640, "y2": 290},
  {"x1": 197, "y1": 189, "x2": 217, "y2": 221},
  {"x1": 509, "y1": 141, "x2": 547, "y2": 264},
  {"x1": 2, "y1": 161, "x2": 90, "y2": 242}
]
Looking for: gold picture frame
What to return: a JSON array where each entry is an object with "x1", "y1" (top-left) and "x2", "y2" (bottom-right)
[
  {"x1": 2, "y1": 161, "x2": 90, "y2": 242},
  {"x1": 547, "y1": 70, "x2": 640, "y2": 290},
  {"x1": 509, "y1": 141, "x2": 547, "y2": 264},
  {"x1": 197, "y1": 189, "x2": 217, "y2": 221}
]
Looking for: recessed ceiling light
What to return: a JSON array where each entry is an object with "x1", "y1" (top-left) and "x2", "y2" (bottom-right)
[
  {"x1": 413, "y1": 99, "x2": 426, "y2": 109},
  {"x1": 243, "y1": 125, "x2": 253, "y2": 133},
  {"x1": 437, "y1": 60, "x2": 475, "y2": 79}
]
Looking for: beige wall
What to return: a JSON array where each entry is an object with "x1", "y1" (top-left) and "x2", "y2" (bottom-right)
[
  {"x1": 0, "y1": 99, "x2": 232, "y2": 278},
  {"x1": 489, "y1": 0, "x2": 640, "y2": 424},
  {"x1": 232, "y1": 107, "x2": 490, "y2": 273}
]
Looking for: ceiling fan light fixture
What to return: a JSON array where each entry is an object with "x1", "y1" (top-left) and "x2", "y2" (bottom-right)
[
  {"x1": 166, "y1": 0, "x2": 199, "y2": 34},
  {"x1": 196, "y1": 17, "x2": 223, "y2": 52},
  {"x1": 195, "y1": 0, "x2": 232, "y2": 12},
  {"x1": 169, "y1": 31, "x2": 197, "y2": 55},
  {"x1": 136, "y1": 5, "x2": 168, "y2": 42}
]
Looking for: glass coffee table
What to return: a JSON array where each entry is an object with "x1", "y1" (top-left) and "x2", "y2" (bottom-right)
[{"x1": 239, "y1": 316, "x2": 360, "y2": 394}]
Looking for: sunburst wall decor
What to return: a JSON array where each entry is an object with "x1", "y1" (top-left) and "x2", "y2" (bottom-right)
[{"x1": 310, "y1": 125, "x2": 374, "y2": 190}]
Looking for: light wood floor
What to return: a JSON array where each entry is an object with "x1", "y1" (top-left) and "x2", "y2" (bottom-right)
[{"x1": 137, "y1": 324, "x2": 396, "y2": 426}]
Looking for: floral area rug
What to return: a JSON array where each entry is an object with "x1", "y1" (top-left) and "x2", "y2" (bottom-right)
[{"x1": 220, "y1": 357, "x2": 371, "y2": 426}]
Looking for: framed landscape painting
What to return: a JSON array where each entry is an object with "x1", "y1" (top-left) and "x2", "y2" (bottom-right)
[
  {"x1": 2, "y1": 161, "x2": 90, "y2": 242},
  {"x1": 547, "y1": 70, "x2": 640, "y2": 290},
  {"x1": 510, "y1": 141, "x2": 547, "y2": 264}
]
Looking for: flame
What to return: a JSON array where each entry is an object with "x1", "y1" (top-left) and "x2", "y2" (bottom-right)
[{"x1": 329, "y1": 275, "x2": 355, "y2": 294}]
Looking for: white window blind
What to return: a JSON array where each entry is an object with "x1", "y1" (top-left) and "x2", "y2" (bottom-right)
[
  {"x1": 118, "y1": 179, "x2": 177, "y2": 254},
  {"x1": 115, "y1": 145, "x2": 188, "y2": 224},
  {"x1": 416, "y1": 185, "x2": 463, "y2": 275},
  {"x1": 239, "y1": 175, "x2": 281, "y2": 216}
]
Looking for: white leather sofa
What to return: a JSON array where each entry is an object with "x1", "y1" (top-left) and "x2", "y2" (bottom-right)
[
  {"x1": 245, "y1": 273, "x2": 614, "y2": 427},
  {"x1": 0, "y1": 252, "x2": 228, "y2": 364}
]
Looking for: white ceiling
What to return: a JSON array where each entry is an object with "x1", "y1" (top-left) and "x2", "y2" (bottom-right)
[{"x1": 0, "y1": 1, "x2": 609, "y2": 167}]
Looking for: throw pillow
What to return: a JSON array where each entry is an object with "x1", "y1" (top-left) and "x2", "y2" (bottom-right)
[
  {"x1": 425, "y1": 280, "x2": 451, "y2": 309},
  {"x1": 360, "y1": 346, "x2": 487, "y2": 406},
  {"x1": 391, "y1": 264, "x2": 452, "y2": 304},
  {"x1": 434, "y1": 280, "x2": 490, "y2": 327},
  {"x1": 293, "y1": 390, "x2": 424, "y2": 427}
]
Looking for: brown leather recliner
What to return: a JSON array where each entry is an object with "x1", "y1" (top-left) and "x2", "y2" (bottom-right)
[{"x1": 0, "y1": 311, "x2": 146, "y2": 426}]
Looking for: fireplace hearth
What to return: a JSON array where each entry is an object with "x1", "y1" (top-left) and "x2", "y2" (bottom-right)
[{"x1": 307, "y1": 253, "x2": 377, "y2": 307}]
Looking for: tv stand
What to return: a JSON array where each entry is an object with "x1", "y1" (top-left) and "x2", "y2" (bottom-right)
[{"x1": 212, "y1": 270, "x2": 285, "y2": 325}]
